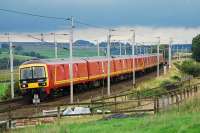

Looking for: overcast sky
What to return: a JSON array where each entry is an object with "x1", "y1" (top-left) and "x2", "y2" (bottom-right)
[{"x1": 0, "y1": 0, "x2": 199, "y2": 43}]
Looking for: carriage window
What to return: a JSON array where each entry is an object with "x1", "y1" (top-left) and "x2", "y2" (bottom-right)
[
  {"x1": 21, "y1": 67, "x2": 32, "y2": 80},
  {"x1": 33, "y1": 66, "x2": 46, "y2": 79}
]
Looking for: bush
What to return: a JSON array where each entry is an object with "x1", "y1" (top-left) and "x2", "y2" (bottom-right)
[
  {"x1": 160, "y1": 80, "x2": 178, "y2": 90},
  {"x1": 171, "y1": 75, "x2": 181, "y2": 81},
  {"x1": 22, "y1": 51, "x2": 46, "y2": 59},
  {"x1": 176, "y1": 60, "x2": 200, "y2": 77},
  {"x1": 1, "y1": 43, "x2": 9, "y2": 49},
  {"x1": 192, "y1": 34, "x2": 200, "y2": 61},
  {"x1": 2, "y1": 81, "x2": 21, "y2": 100}
]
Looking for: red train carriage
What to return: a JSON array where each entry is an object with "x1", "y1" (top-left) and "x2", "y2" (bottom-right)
[{"x1": 19, "y1": 54, "x2": 164, "y2": 99}]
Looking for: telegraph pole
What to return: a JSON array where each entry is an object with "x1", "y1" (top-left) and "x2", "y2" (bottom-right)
[
  {"x1": 7, "y1": 33, "x2": 14, "y2": 99},
  {"x1": 169, "y1": 38, "x2": 172, "y2": 68},
  {"x1": 131, "y1": 30, "x2": 135, "y2": 86},
  {"x1": 157, "y1": 37, "x2": 160, "y2": 77},
  {"x1": 107, "y1": 29, "x2": 115, "y2": 96},
  {"x1": 69, "y1": 17, "x2": 74, "y2": 103}
]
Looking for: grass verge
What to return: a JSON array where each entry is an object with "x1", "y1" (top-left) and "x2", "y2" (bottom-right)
[{"x1": 10, "y1": 96, "x2": 200, "y2": 133}]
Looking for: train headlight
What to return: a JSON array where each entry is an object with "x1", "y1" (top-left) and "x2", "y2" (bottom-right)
[{"x1": 21, "y1": 84, "x2": 28, "y2": 88}]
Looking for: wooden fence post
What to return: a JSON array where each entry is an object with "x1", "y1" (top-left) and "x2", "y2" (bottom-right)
[
  {"x1": 57, "y1": 106, "x2": 61, "y2": 119},
  {"x1": 114, "y1": 96, "x2": 117, "y2": 113},
  {"x1": 161, "y1": 95, "x2": 165, "y2": 111},
  {"x1": 190, "y1": 87, "x2": 193, "y2": 96},
  {"x1": 90, "y1": 96, "x2": 93, "y2": 103},
  {"x1": 180, "y1": 90, "x2": 183, "y2": 102},
  {"x1": 77, "y1": 97, "x2": 80, "y2": 104},
  {"x1": 167, "y1": 94, "x2": 170, "y2": 110},
  {"x1": 8, "y1": 105, "x2": 12, "y2": 129},
  {"x1": 196, "y1": 85, "x2": 198, "y2": 92},
  {"x1": 194, "y1": 86, "x2": 198, "y2": 96},
  {"x1": 171, "y1": 94, "x2": 174, "y2": 104},
  {"x1": 187, "y1": 88, "x2": 189, "y2": 98},
  {"x1": 156, "y1": 97, "x2": 159, "y2": 113},
  {"x1": 175, "y1": 94, "x2": 179, "y2": 112},
  {"x1": 184, "y1": 89, "x2": 186, "y2": 100},
  {"x1": 154, "y1": 97, "x2": 157, "y2": 114},
  {"x1": 137, "y1": 91, "x2": 141, "y2": 106},
  {"x1": 102, "y1": 97, "x2": 105, "y2": 119}
]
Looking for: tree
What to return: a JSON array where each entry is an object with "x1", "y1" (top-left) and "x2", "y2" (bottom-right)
[
  {"x1": 15, "y1": 45, "x2": 23, "y2": 51},
  {"x1": 1, "y1": 43, "x2": 9, "y2": 49},
  {"x1": 192, "y1": 34, "x2": 200, "y2": 61}
]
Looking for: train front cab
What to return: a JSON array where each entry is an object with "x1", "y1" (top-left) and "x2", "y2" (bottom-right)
[{"x1": 19, "y1": 64, "x2": 49, "y2": 99}]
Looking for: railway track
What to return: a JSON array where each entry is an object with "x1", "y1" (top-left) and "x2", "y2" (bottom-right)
[
  {"x1": 0, "y1": 68, "x2": 163, "y2": 118},
  {"x1": 0, "y1": 97, "x2": 29, "y2": 113}
]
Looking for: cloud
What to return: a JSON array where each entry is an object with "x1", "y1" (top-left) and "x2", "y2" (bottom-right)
[
  {"x1": 0, "y1": 26, "x2": 199, "y2": 44},
  {"x1": 73, "y1": 26, "x2": 200, "y2": 44}
]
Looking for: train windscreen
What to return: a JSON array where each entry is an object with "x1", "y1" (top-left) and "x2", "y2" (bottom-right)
[
  {"x1": 20, "y1": 67, "x2": 32, "y2": 80},
  {"x1": 20, "y1": 66, "x2": 46, "y2": 80},
  {"x1": 33, "y1": 66, "x2": 46, "y2": 79}
]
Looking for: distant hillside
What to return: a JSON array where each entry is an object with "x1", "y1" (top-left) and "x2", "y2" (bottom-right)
[{"x1": 74, "y1": 40, "x2": 95, "y2": 47}]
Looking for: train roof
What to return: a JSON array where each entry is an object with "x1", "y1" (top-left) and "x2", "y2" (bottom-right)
[
  {"x1": 22, "y1": 58, "x2": 86, "y2": 65},
  {"x1": 21, "y1": 54, "x2": 161, "y2": 65}
]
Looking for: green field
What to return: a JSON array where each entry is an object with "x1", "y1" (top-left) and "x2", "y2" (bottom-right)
[
  {"x1": 22, "y1": 45, "x2": 104, "y2": 58},
  {"x1": 0, "y1": 69, "x2": 19, "y2": 81},
  {"x1": 0, "y1": 45, "x2": 104, "y2": 61},
  {"x1": 11, "y1": 96, "x2": 200, "y2": 133},
  {"x1": 0, "y1": 52, "x2": 32, "y2": 61}
]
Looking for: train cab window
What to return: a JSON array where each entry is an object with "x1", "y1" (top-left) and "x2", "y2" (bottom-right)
[
  {"x1": 33, "y1": 66, "x2": 46, "y2": 79},
  {"x1": 20, "y1": 67, "x2": 32, "y2": 80}
]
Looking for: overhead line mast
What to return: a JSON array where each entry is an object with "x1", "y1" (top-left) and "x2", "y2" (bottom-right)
[{"x1": 68, "y1": 16, "x2": 74, "y2": 103}]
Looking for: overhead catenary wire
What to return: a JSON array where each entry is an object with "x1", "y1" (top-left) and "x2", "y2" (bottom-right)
[
  {"x1": 0, "y1": 8, "x2": 68, "y2": 20},
  {"x1": 0, "y1": 8, "x2": 108, "y2": 30}
]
